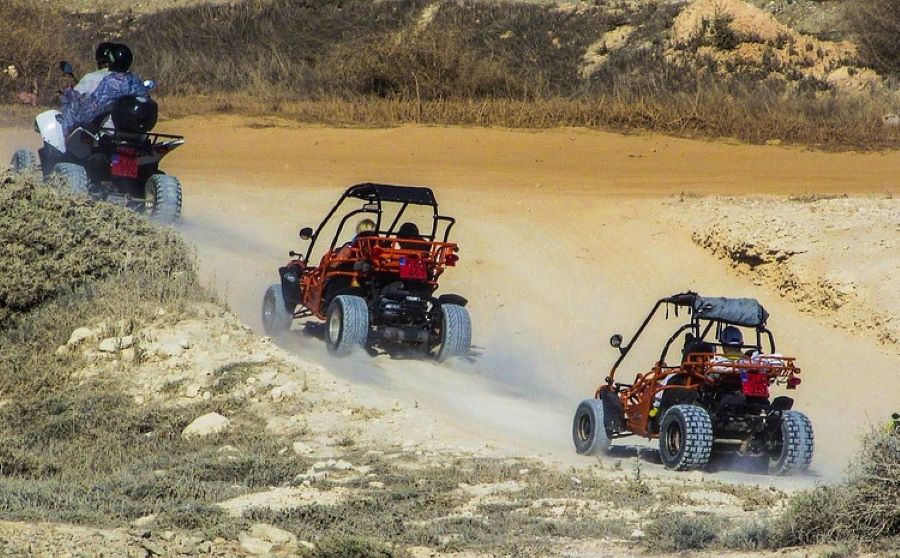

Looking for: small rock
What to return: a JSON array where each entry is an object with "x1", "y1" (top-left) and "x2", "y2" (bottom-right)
[
  {"x1": 518, "y1": 468, "x2": 530, "y2": 476},
  {"x1": 155, "y1": 307, "x2": 166, "y2": 317},
  {"x1": 334, "y1": 459, "x2": 353, "y2": 470},
  {"x1": 140, "y1": 540, "x2": 165, "y2": 556},
  {"x1": 184, "y1": 384, "x2": 201, "y2": 398},
  {"x1": 133, "y1": 395, "x2": 145, "y2": 405},
  {"x1": 132, "y1": 514, "x2": 157, "y2": 527},
  {"x1": 630, "y1": 528, "x2": 645, "y2": 539},
  {"x1": 249, "y1": 523, "x2": 296, "y2": 546},
  {"x1": 55, "y1": 345, "x2": 68, "y2": 356},
  {"x1": 368, "y1": 481, "x2": 385, "y2": 489},
  {"x1": 67, "y1": 326, "x2": 95, "y2": 347},
  {"x1": 570, "y1": 476, "x2": 582, "y2": 485},
  {"x1": 883, "y1": 113, "x2": 900, "y2": 127},
  {"x1": 98, "y1": 335, "x2": 134, "y2": 353},
  {"x1": 158, "y1": 341, "x2": 186, "y2": 357},
  {"x1": 202, "y1": 391, "x2": 212, "y2": 400},
  {"x1": 341, "y1": 409, "x2": 354, "y2": 417},
  {"x1": 292, "y1": 441, "x2": 313, "y2": 455},
  {"x1": 298, "y1": 540, "x2": 315, "y2": 552},
  {"x1": 238, "y1": 534, "x2": 272, "y2": 556},
  {"x1": 181, "y1": 412, "x2": 230, "y2": 439}
]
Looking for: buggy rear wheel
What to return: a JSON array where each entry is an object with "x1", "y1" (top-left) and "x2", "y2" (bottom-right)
[
  {"x1": 147, "y1": 174, "x2": 182, "y2": 223},
  {"x1": 10, "y1": 149, "x2": 37, "y2": 174},
  {"x1": 659, "y1": 405, "x2": 713, "y2": 471},
  {"x1": 572, "y1": 398, "x2": 612, "y2": 456},
  {"x1": 326, "y1": 295, "x2": 369, "y2": 356},
  {"x1": 435, "y1": 304, "x2": 471, "y2": 362},
  {"x1": 769, "y1": 410, "x2": 814, "y2": 475},
  {"x1": 51, "y1": 162, "x2": 89, "y2": 195},
  {"x1": 262, "y1": 284, "x2": 293, "y2": 337}
]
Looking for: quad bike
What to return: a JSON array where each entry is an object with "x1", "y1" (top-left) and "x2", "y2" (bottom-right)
[
  {"x1": 9, "y1": 61, "x2": 184, "y2": 223},
  {"x1": 572, "y1": 292, "x2": 813, "y2": 475},
  {"x1": 262, "y1": 182, "x2": 471, "y2": 361}
]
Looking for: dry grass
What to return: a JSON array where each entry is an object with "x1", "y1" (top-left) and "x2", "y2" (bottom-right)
[
  {"x1": 775, "y1": 427, "x2": 900, "y2": 545},
  {"x1": 0, "y1": 170, "x2": 192, "y2": 328},
  {"x1": 158, "y1": 90, "x2": 899, "y2": 150},
  {"x1": 3, "y1": 0, "x2": 898, "y2": 150},
  {"x1": 846, "y1": 0, "x2": 900, "y2": 76}
]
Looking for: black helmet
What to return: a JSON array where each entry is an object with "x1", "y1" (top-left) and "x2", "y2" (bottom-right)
[
  {"x1": 106, "y1": 43, "x2": 133, "y2": 73},
  {"x1": 95, "y1": 42, "x2": 115, "y2": 67},
  {"x1": 719, "y1": 325, "x2": 743, "y2": 347}
]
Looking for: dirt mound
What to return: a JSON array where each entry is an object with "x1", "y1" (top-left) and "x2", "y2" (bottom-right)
[
  {"x1": 667, "y1": 0, "x2": 871, "y2": 94},
  {"x1": 672, "y1": 194, "x2": 899, "y2": 349},
  {"x1": 0, "y1": 171, "x2": 192, "y2": 327}
]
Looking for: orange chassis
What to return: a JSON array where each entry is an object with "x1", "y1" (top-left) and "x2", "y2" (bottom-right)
[
  {"x1": 295, "y1": 235, "x2": 459, "y2": 320},
  {"x1": 596, "y1": 354, "x2": 801, "y2": 438}
]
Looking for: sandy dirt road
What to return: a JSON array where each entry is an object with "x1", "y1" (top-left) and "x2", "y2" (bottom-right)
[{"x1": 3, "y1": 116, "x2": 898, "y2": 483}]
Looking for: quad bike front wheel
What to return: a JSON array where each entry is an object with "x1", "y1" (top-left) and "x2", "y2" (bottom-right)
[
  {"x1": 325, "y1": 295, "x2": 369, "y2": 356},
  {"x1": 572, "y1": 398, "x2": 612, "y2": 456},
  {"x1": 434, "y1": 304, "x2": 471, "y2": 362},
  {"x1": 769, "y1": 410, "x2": 814, "y2": 475},
  {"x1": 147, "y1": 174, "x2": 183, "y2": 223},
  {"x1": 262, "y1": 284, "x2": 294, "y2": 337},
  {"x1": 10, "y1": 149, "x2": 37, "y2": 174},
  {"x1": 659, "y1": 404, "x2": 713, "y2": 471},
  {"x1": 51, "y1": 162, "x2": 89, "y2": 195}
]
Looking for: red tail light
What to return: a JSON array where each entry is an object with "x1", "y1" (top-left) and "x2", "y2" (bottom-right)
[
  {"x1": 445, "y1": 253, "x2": 459, "y2": 266},
  {"x1": 786, "y1": 376, "x2": 801, "y2": 390}
]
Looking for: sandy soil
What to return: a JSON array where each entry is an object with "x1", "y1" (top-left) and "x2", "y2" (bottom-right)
[{"x1": 2, "y1": 117, "x2": 898, "y2": 482}]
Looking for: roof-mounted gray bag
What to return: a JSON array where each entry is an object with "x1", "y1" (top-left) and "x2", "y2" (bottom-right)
[{"x1": 692, "y1": 296, "x2": 769, "y2": 327}]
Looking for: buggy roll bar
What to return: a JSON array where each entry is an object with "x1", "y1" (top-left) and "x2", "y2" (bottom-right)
[
  {"x1": 606, "y1": 291, "x2": 777, "y2": 385},
  {"x1": 304, "y1": 184, "x2": 456, "y2": 262}
]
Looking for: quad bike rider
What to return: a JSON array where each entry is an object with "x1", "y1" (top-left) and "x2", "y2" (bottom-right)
[
  {"x1": 9, "y1": 44, "x2": 184, "y2": 222},
  {"x1": 572, "y1": 292, "x2": 813, "y2": 475},
  {"x1": 262, "y1": 183, "x2": 471, "y2": 362}
]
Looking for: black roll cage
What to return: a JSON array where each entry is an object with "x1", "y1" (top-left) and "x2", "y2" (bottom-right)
[
  {"x1": 607, "y1": 291, "x2": 776, "y2": 384},
  {"x1": 303, "y1": 183, "x2": 456, "y2": 262}
]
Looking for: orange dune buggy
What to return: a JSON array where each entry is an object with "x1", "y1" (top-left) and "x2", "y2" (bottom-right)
[
  {"x1": 573, "y1": 292, "x2": 813, "y2": 475},
  {"x1": 262, "y1": 183, "x2": 471, "y2": 361}
]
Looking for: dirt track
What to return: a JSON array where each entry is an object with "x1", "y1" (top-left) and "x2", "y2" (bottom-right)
[{"x1": 3, "y1": 116, "x2": 898, "y2": 481}]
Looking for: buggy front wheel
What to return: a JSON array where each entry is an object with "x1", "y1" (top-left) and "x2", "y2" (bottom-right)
[
  {"x1": 572, "y1": 398, "x2": 612, "y2": 456},
  {"x1": 10, "y1": 149, "x2": 37, "y2": 174},
  {"x1": 262, "y1": 284, "x2": 293, "y2": 336}
]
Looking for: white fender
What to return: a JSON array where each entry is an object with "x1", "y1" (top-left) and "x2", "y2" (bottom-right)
[{"x1": 35, "y1": 110, "x2": 65, "y2": 153}]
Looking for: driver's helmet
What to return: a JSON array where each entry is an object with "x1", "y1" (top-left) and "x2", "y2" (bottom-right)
[
  {"x1": 719, "y1": 325, "x2": 743, "y2": 347},
  {"x1": 106, "y1": 43, "x2": 133, "y2": 73},
  {"x1": 356, "y1": 218, "x2": 376, "y2": 235},
  {"x1": 95, "y1": 42, "x2": 115, "y2": 68}
]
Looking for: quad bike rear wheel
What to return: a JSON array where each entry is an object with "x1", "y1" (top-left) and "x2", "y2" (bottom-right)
[
  {"x1": 659, "y1": 404, "x2": 713, "y2": 471},
  {"x1": 573, "y1": 398, "x2": 612, "y2": 456},
  {"x1": 147, "y1": 174, "x2": 183, "y2": 223},
  {"x1": 435, "y1": 304, "x2": 471, "y2": 362},
  {"x1": 10, "y1": 149, "x2": 37, "y2": 174},
  {"x1": 51, "y1": 163, "x2": 89, "y2": 195},
  {"x1": 262, "y1": 284, "x2": 293, "y2": 336},
  {"x1": 769, "y1": 410, "x2": 814, "y2": 475},
  {"x1": 326, "y1": 295, "x2": 369, "y2": 356}
]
